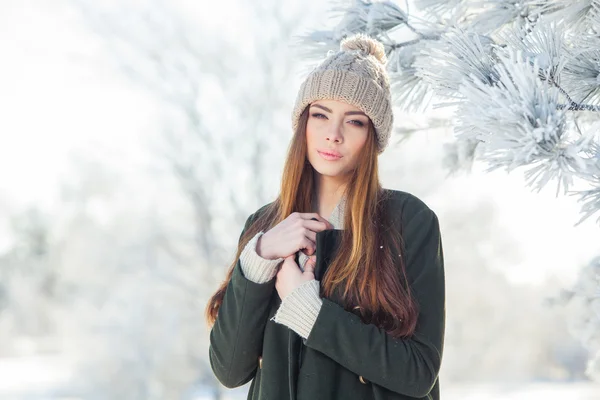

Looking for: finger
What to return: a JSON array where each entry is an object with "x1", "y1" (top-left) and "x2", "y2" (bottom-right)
[
  {"x1": 282, "y1": 255, "x2": 299, "y2": 271},
  {"x1": 299, "y1": 238, "x2": 316, "y2": 256},
  {"x1": 304, "y1": 260, "x2": 315, "y2": 273},
  {"x1": 303, "y1": 265, "x2": 315, "y2": 279},
  {"x1": 301, "y1": 227, "x2": 317, "y2": 243},
  {"x1": 302, "y1": 219, "x2": 331, "y2": 233},
  {"x1": 310, "y1": 216, "x2": 334, "y2": 230},
  {"x1": 296, "y1": 213, "x2": 333, "y2": 228},
  {"x1": 302, "y1": 248, "x2": 315, "y2": 257},
  {"x1": 282, "y1": 256, "x2": 301, "y2": 274},
  {"x1": 300, "y1": 248, "x2": 317, "y2": 257}
]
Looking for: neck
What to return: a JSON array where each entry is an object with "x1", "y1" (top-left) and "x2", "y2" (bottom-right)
[{"x1": 313, "y1": 171, "x2": 348, "y2": 220}]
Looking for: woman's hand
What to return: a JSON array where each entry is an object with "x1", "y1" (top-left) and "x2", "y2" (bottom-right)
[
  {"x1": 257, "y1": 212, "x2": 333, "y2": 260},
  {"x1": 275, "y1": 255, "x2": 317, "y2": 300}
]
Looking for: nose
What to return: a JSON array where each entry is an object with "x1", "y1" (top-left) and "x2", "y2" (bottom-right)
[{"x1": 326, "y1": 123, "x2": 343, "y2": 144}]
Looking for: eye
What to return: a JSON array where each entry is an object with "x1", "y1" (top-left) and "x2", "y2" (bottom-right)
[
  {"x1": 311, "y1": 113, "x2": 327, "y2": 119},
  {"x1": 350, "y1": 120, "x2": 365, "y2": 127}
]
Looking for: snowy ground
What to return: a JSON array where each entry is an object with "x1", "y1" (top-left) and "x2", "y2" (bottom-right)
[
  {"x1": 190, "y1": 382, "x2": 600, "y2": 400},
  {"x1": 442, "y1": 382, "x2": 599, "y2": 400},
  {"x1": 208, "y1": 382, "x2": 600, "y2": 400},
  {"x1": 0, "y1": 357, "x2": 597, "y2": 399},
  {"x1": 0, "y1": 381, "x2": 598, "y2": 399}
]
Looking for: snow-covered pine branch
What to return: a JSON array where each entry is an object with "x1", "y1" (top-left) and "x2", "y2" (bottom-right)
[{"x1": 297, "y1": 0, "x2": 600, "y2": 226}]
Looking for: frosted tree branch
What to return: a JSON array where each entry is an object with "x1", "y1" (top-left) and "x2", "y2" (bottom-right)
[{"x1": 300, "y1": 0, "x2": 600, "y2": 227}]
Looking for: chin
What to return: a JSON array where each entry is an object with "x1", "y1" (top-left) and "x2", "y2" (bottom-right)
[
  {"x1": 314, "y1": 167, "x2": 344, "y2": 177},
  {"x1": 309, "y1": 159, "x2": 347, "y2": 178}
]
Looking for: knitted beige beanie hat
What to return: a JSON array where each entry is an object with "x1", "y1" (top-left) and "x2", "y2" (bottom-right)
[{"x1": 291, "y1": 33, "x2": 394, "y2": 153}]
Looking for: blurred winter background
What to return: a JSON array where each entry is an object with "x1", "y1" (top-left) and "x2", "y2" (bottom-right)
[{"x1": 1, "y1": 0, "x2": 599, "y2": 399}]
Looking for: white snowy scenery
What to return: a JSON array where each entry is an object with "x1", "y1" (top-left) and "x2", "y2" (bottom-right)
[{"x1": 0, "y1": 0, "x2": 599, "y2": 399}]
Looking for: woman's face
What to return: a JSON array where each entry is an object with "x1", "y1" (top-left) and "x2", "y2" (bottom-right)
[{"x1": 305, "y1": 99, "x2": 370, "y2": 180}]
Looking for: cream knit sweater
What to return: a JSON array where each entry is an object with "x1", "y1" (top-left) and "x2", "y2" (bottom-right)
[{"x1": 238, "y1": 197, "x2": 346, "y2": 339}]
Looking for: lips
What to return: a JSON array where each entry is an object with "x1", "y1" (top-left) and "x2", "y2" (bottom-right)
[{"x1": 318, "y1": 150, "x2": 342, "y2": 160}]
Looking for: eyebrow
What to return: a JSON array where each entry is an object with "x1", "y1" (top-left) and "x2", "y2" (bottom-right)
[{"x1": 311, "y1": 103, "x2": 367, "y2": 117}]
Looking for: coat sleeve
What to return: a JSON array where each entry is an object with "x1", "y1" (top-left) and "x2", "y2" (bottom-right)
[
  {"x1": 304, "y1": 206, "x2": 446, "y2": 398},
  {"x1": 208, "y1": 212, "x2": 276, "y2": 388}
]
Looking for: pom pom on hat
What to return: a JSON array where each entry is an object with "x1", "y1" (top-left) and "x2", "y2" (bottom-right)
[{"x1": 340, "y1": 33, "x2": 387, "y2": 65}]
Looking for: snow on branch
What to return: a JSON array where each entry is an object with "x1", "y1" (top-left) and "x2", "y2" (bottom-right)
[{"x1": 298, "y1": 0, "x2": 600, "y2": 226}]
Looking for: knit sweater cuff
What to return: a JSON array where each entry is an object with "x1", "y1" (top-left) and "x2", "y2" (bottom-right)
[
  {"x1": 272, "y1": 280, "x2": 323, "y2": 339},
  {"x1": 239, "y1": 232, "x2": 283, "y2": 284}
]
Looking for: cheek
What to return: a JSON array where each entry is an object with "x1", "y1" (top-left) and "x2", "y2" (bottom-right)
[
  {"x1": 347, "y1": 133, "x2": 369, "y2": 158},
  {"x1": 305, "y1": 129, "x2": 314, "y2": 147},
  {"x1": 305, "y1": 121, "x2": 318, "y2": 146}
]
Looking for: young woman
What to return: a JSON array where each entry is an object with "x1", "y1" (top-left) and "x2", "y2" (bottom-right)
[{"x1": 205, "y1": 33, "x2": 445, "y2": 400}]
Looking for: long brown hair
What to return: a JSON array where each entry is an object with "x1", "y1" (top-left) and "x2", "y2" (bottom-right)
[{"x1": 205, "y1": 106, "x2": 418, "y2": 339}]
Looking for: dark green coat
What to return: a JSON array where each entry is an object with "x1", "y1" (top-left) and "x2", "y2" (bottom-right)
[{"x1": 209, "y1": 189, "x2": 445, "y2": 400}]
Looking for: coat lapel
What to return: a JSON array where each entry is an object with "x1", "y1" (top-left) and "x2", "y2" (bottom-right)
[
  {"x1": 314, "y1": 228, "x2": 343, "y2": 281},
  {"x1": 287, "y1": 196, "x2": 346, "y2": 398},
  {"x1": 286, "y1": 228, "x2": 343, "y2": 398}
]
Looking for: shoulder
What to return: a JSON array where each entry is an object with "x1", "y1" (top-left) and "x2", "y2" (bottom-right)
[
  {"x1": 244, "y1": 200, "x2": 278, "y2": 230},
  {"x1": 382, "y1": 189, "x2": 443, "y2": 275},
  {"x1": 381, "y1": 188, "x2": 438, "y2": 228}
]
